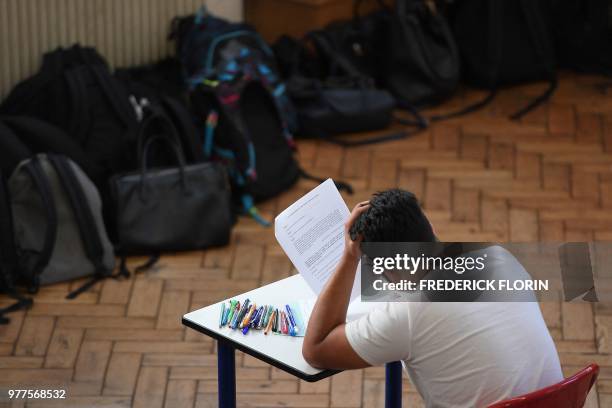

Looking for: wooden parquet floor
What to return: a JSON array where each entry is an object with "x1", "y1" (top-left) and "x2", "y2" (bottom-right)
[{"x1": 1, "y1": 72, "x2": 612, "y2": 407}]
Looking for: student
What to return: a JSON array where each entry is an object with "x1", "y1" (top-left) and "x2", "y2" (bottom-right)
[{"x1": 302, "y1": 189, "x2": 563, "y2": 408}]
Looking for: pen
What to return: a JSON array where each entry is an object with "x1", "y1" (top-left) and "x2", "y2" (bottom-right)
[
  {"x1": 234, "y1": 299, "x2": 250, "y2": 328},
  {"x1": 243, "y1": 306, "x2": 263, "y2": 335},
  {"x1": 286, "y1": 305, "x2": 299, "y2": 335},
  {"x1": 265, "y1": 306, "x2": 273, "y2": 327},
  {"x1": 266, "y1": 306, "x2": 273, "y2": 327},
  {"x1": 260, "y1": 306, "x2": 268, "y2": 329},
  {"x1": 219, "y1": 303, "x2": 226, "y2": 328},
  {"x1": 230, "y1": 303, "x2": 241, "y2": 328},
  {"x1": 274, "y1": 308, "x2": 279, "y2": 332},
  {"x1": 224, "y1": 300, "x2": 235, "y2": 326},
  {"x1": 284, "y1": 311, "x2": 292, "y2": 335},
  {"x1": 259, "y1": 306, "x2": 269, "y2": 330},
  {"x1": 238, "y1": 305, "x2": 257, "y2": 329},
  {"x1": 232, "y1": 303, "x2": 245, "y2": 329},
  {"x1": 242, "y1": 308, "x2": 255, "y2": 335},
  {"x1": 241, "y1": 304, "x2": 256, "y2": 328},
  {"x1": 265, "y1": 309, "x2": 276, "y2": 335},
  {"x1": 272, "y1": 308, "x2": 277, "y2": 333},
  {"x1": 254, "y1": 306, "x2": 264, "y2": 328},
  {"x1": 280, "y1": 311, "x2": 288, "y2": 334},
  {"x1": 285, "y1": 311, "x2": 294, "y2": 336},
  {"x1": 226, "y1": 300, "x2": 237, "y2": 326}
]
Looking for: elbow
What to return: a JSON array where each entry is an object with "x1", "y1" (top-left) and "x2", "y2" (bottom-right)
[{"x1": 302, "y1": 343, "x2": 324, "y2": 368}]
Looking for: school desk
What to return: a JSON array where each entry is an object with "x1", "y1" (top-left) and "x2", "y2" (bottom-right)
[{"x1": 182, "y1": 274, "x2": 403, "y2": 407}]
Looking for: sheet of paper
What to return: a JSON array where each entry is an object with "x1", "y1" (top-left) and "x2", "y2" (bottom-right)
[{"x1": 275, "y1": 179, "x2": 360, "y2": 301}]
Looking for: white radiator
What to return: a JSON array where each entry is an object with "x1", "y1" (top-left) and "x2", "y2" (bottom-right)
[{"x1": 0, "y1": 0, "x2": 241, "y2": 98}]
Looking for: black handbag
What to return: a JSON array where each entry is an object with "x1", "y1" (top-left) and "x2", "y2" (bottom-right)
[
  {"x1": 110, "y1": 128, "x2": 232, "y2": 254},
  {"x1": 289, "y1": 75, "x2": 396, "y2": 140},
  {"x1": 275, "y1": 32, "x2": 424, "y2": 146}
]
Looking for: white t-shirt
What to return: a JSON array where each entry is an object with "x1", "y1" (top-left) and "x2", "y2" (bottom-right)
[{"x1": 345, "y1": 247, "x2": 563, "y2": 408}]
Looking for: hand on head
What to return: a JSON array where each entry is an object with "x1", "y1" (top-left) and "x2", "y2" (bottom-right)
[{"x1": 344, "y1": 201, "x2": 370, "y2": 260}]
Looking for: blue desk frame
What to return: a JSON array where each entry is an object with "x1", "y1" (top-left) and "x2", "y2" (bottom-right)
[{"x1": 214, "y1": 340, "x2": 402, "y2": 408}]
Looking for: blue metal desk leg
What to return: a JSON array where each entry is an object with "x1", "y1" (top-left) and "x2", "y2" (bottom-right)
[
  {"x1": 218, "y1": 341, "x2": 236, "y2": 408},
  {"x1": 385, "y1": 361, "x2": 402, "y2": 408}
]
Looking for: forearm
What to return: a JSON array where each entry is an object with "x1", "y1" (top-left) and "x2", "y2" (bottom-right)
[{"x1": 304, "y1": 253, "x2": 359, "y2": 348}]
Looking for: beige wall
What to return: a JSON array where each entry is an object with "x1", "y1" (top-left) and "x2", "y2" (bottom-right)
[
  {"x1": 208, "y1": 0, "x2": 243, "y2": 22},
  {"x1": 0, "y1": 0, "x2": 244, "y2": 98}
]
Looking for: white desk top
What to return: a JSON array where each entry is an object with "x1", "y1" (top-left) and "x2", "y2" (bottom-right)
[
  {"x1": 183, "y1": 274, "x2": 381, "y2": 381},
  {"x1": 183, "y1": 275, "x2": 326, "y2": 380}
]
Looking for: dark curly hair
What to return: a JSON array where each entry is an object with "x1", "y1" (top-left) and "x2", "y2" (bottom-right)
[{"x1": 350, "y1": 189, "x2": 435, "y2": 242}]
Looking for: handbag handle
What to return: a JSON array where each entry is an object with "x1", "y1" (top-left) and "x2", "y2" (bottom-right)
[
  {"x1": 307, "y1": 31, "x2": 366, "y2": 79},
  {"x1": 22, "y1": 157, "x2": 59, "y2": 293},
  {"x1": 139, "y1": 133, "x2": 189, "y2": 200}
]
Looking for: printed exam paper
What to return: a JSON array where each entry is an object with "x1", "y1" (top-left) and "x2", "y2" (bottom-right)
[{"x1": 274, "y1": 179, "x2": 361, "y2": 301}]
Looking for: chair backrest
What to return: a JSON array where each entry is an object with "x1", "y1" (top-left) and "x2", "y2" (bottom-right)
[{"x1": 488, "y1": 364, "x2": 599, "y2": 408}]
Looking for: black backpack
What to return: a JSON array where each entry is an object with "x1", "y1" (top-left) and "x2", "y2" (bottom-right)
[
  {"x1": 552, "y1": 0, "x2": 612, "y2": 76},
  {"x1": 0, "y1": 45, "x2": 140, "y2": 233},
  {"x1": 273, "y1": 33, "x2": 424, "y2": 146},
  {"x1": 452, "y1": 0, "x2": 558, "y2": 120},
  {"x1": 0, "y1": 45, "x2": 139, "y2": 174},
  {"x1": 115, "y1": 60, "x2": 205, "y2": 167},
  {"x1": 0, "y1": 116, "x2": 102, "y2": 183},
  {"x1": 1, "y1": 46, "x2": 206, "y2": 238},
  {"x1": 311, "y1": 0, "x2": 459, "y2": 109},
  {"x1": 173, "y1": 9, "x2": 352, "y2": 224}
]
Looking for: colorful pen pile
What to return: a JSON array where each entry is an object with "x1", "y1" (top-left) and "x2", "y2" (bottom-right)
[{"x1": 218, "y1": 299, "x2": 300, "y2": 336}]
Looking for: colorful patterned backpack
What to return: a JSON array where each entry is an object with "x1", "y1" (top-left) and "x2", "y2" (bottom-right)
[{"x1": 172, "y1": 8, "x2": 304, "y2": 225}]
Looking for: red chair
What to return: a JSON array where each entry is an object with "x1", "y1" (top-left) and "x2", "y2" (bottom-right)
[{"x1": 488, "y1": 364, "x2": 599, "y2": 408}]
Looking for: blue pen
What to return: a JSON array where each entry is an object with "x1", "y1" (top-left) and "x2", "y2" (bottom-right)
[
  {"x1": 241, "y1": 307, "x2": 258, "y2": 335},
  {"x1": 285, "y1": 305, "x2": 299, "y2": 336},
  {"x1": 254, "y1": 306, "x2": 264, "y2": 327}
]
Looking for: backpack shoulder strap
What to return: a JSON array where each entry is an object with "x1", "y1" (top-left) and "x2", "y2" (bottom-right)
[
  {"x1": 21, "y1": 157, "x2": 59, "y2": 291},
  {"x1": 308, "y1": 31, "x2": 364, "y2": 78},
  {"x1": 0, "y1": 172, "x2": 33, "y2": 324},
  {"x1": 0, "y1": 171, "x2": 17, "y2": 275},
  {"x1": 162, "y1": 97, "x2": 204, "y2": 163},
  {"x1": 46, "y1": 155, "x2": 115, "y2": 299},
  {"x1": 507, "y1": 0, "x2": 557, "y2": 120},
  {"x1": 0, "y1": 121, "x2": 32, "y2": 175},
  {"x1": 89, "y1": 65, "x2": 135, "y2": 128},
  {"x1": 63, "y1": 67, "x2": 92, "y2": 144}
]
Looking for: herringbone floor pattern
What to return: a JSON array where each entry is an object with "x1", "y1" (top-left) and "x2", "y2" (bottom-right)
[{"x1": 1, "y1": 72, "x2": 612, "y2": 407}]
